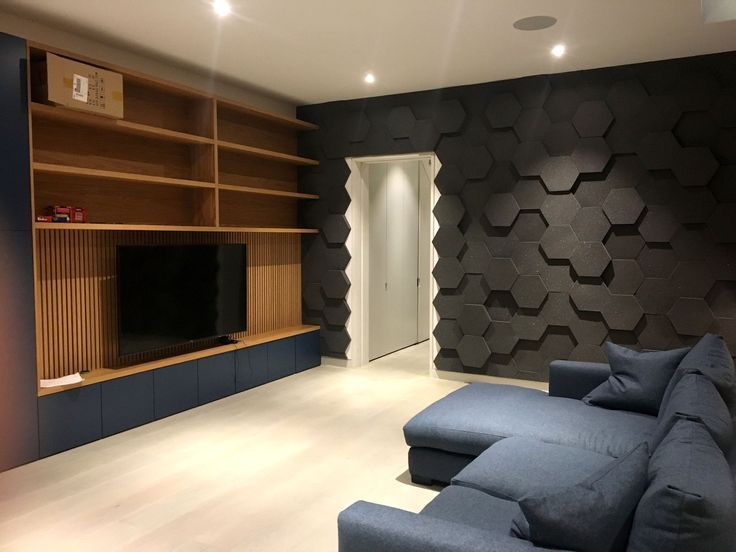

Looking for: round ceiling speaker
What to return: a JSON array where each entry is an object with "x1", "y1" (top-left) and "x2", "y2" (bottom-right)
[{"x1": 513, "y1": 15, "x2": 558, "y2": 31}]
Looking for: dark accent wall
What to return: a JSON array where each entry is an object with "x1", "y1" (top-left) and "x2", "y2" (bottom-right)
[
  {"x1": 298, "y1": 51, "x2": 736, "y2": 379},
  {"x1": 0, "y1": 32, "x2": 39, "y2": 470}
]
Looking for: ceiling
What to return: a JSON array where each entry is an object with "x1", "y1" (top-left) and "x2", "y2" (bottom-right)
[{"x1": 4, "y1": 0, "x2": 736, "y2": 105}]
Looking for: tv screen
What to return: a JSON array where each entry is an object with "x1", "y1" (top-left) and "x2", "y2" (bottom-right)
[{"x1": 117, "y1": 244, "x2": 247, "y2": 356}]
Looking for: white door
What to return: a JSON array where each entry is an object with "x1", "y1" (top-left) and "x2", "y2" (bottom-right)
[{"x1": 368, "y1": 160, "x2": 428, "y2": 360}]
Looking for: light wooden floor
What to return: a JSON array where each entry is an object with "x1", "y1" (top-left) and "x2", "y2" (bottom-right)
[{"x1": 0, "y1": 342, "x2": 545, "y2": 551}]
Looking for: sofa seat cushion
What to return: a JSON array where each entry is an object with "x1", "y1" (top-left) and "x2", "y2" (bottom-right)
[
  {"x1": 420, "y1": 485, "x2": 523, "y2": 535},
  {"x1": 403, "y1": 383, "x2": 656, "y2": 458},
  {"x1": 452, "y1": 437, "x2": 613, "y2": 501}
]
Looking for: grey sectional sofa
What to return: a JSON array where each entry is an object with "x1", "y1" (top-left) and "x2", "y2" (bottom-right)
[{"x1": 338, "y1": 334, "x2": 736, "y2": 551}]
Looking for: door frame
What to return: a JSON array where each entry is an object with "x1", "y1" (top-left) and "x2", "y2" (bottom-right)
[{"x1": 344, "y1": 152, "x2": 442, "y2": 371}]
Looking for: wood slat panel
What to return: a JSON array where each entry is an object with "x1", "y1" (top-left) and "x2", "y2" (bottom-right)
[{"x1": 36, "y1": 230, "x2": 301, "y2": 379}]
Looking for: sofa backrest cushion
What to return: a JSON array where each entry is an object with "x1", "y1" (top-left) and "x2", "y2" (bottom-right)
[
  {"x1": 649, "y1": 372, "x2": 733, "y2": 452},
  {"x1": 583, "y1": 342, "x2": 690, "y2": 415},
  {"x1": 628, "y1": 419, "x2": 736, "y2": 552},
  {"x1": 511, "y1": 442, "x2": 648, "y2": 552}
]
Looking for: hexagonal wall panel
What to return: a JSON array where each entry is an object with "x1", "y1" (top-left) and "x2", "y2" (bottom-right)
[
  {"x1": 572, "y1": 137, "x2": 612, "y2": 173},
  {"x1": 676, "y1": 111, "x2": 719, "y2": 147},
  {"x1": 668, "y1": 298, "x2": 715, "y2": 336},
  {"x1": 638, "y1": 95, "x2": 682, "y2": 132},
  {"x1": 575, "y1": 179, "x2": 614, "y2": 207},
  {"x1": 602, "y1": 188, "x2": 645, "y2": 225},
  {"x1": 513, "y1": 213, "x2": 547, "y2": 242},
  {"x1": 457, "y1": 335, "x2": 491, "y2": 368},
  {"x1": 460, "y1": 145, "x2": 494, "y2": 179},
  {"x1": 485, "y1": 92, "x2": 522, "y2": 128},
  {"x1": 321, "y1": 270, "x2": 350, "y2": 299},
  {"x1": 459, "y1": 304, "x2": 492, "y2": 336},
  {"x1": 540, "y1": 292, "x2": 577, "y2": 326},
  {"x1": 672, "y1": 147, "x2": 718, "y2": 188},
  {"x1": 434, "y1": 291, "x2": 465, "y2": 319},
  {"x1": 512, "y1": 242, "x2": 547, "y2": 274},
  {"x1": 669, "y1": 262, "x2": 716, "y2": 299},
  {"x1": 303, "y1": 283, "x2": 326, "y2": 311},
  {"x1": 670, "y1": 188, "x2": 716, "y2": 224},
  {"x1": 434, "y1": 319, "x2": 463, "y2": 349},
  {"x1": 608, "y1": 260, "x2": 645, "y2": 295},
  {"x1": 570, "y1": 283, "x2": 610, "y2": 312},
  {"x1": 487, "y1": 131, "x2": 519, "y2": 162},
  {"x1": 639, "y1": 206, "x2": 679, "y2": 243},
  {"x1": 322, "y1": 328, "x2": 349, "y2": 353},
  {"x1": 433, "y1": 195, "x2": 465, "y2": 226},
  {"x1": 516, "y1": 76, "x2": 552, "y2": 108},
  {"x1": 436, "y1": 135, "x2": 467, "y2": 165},
  {"x1": 571, "y1": 207, "x2": 610, "y2": 242},
  {"x1": 637, "y1": 247, "x2": 677, "y2": 278},
  {"x1": 485, "y1": 322, "x2": 519, "y2": 354},
  {"x1": 488, "y1": 291, "x2": 519, "y2": 322},
  {"x1": 569, "y1": 344, "x2": 607, "y2": 363},
  {"x1": 511, "y1": 275, "x2": 548, "y2": 309},
  {"x1": 542, "y1": 264, "x2": 574, "y2": 293},
  {"x1": 433, "y1": 99, "x2": 467, "y2": 134},
  {"x1": 462, "y1": 180, "x2": 492, "y2": 217},
  {"x1": 433, "y1": 226, "x2": 465, "y2": 258},
  {"x1": 638, "y1": 315, "x2": 681, "y2": 351},
  {"x1": 511, "y1": 314, "x2": 548, "y2": 341},
  {"x1": 512, "y1": 141, "x2": 549, "y2": 176},
  {"x1": 573, "y1": 100, "x2": 613, "y2": 137},
  {"x1": 569, "y1": 316, "x2": 608, "y2": 345},
  {"x1": 322, "y1": 214, "x2": 350, "y2": 244},
  {"x1": 434, "y1": 165, "x2": 465, "y2": 195},
  {"x1": 484, "y1": 258, "x2": 519, "y2": 291},
  {"x1": 433, "y1": 257, "x2": 464, "y2": 289},
  {"x1": 344, "y1": 111, "x2": 370, "y2": 143},
  {"x1": 484, "y1": 193, "x2": 520, "y2": 227},
  {"x1": 544, "y1": 87, "x2": 581, "y2": 122},
  {"x1": 710, "y1": 204, "x2": 736, "y2": 243},
  {"x1": 543, "y1": 122, "x2": 579, "y2": 156},
  {"x1": 512, "y1": 180, "x2": 547, "y2": 210},
  {"x1": 602, "y1": 294, "x2": 644, "y2": 331},
  {"x1": 324, "y1": 300, "x2": 351, "y2": 326},
  {"x1": 327, "y1": 185, "x2": 350, "y2": 214},
  {"x1": 570, "y1": 242, "x2": 611, "y2": 278},
  {"x1": 434, "y1": 350, "x2": 463, "y2": 373},
  {"x1": 514, "y1": 108, "x2": 552, "y2": 141},
  {"x1": 462, "y1": 274, "x2": 491, "y2": 304},
  {"x1": 540, "y1": 225, "x2": 579, "y2": 260},
  {"x1": 541, "y1": 194, "x2": 580, "y2": 225},
  {"x1": 410, "y1": 119, "x2": 441, "y2": 151},
  {"x1": 606, "y1": 78, "x2": 649, "y2": 119},
  {"x1": 387, "y1": 106, "x2": 416, "y2": 138},
  {"x1": 636, "y1": 131, "x2": 680, "y2": 170},
  {"x1": 540, "y1": 156, "x2": 580, "y2": 192},
  {"x1": 462, "y1": 242, "x2": 491, "y2": 274},
  {"x1": 636, "y1": 278, "x2": 677, "y2": 315},
  {"x1": 605, "y1": 228, "x2": 645, "y2": 259},
  {"x1": 706, "y1": 281, "x2": 736, "y2": 318}
]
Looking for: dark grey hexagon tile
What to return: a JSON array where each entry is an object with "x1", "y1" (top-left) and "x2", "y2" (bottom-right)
[
  {"x1": 711, "y1": 167, "x2": 736, "y2": 203},
  {"x1": 434, "y1": 291, "x2": 465, "y2": 319},
  {"x1": 670, "y1": 188, "x2": 716, "y2": 225},
  {"x1": 433, "y1": 257, "x2": 465, "y2": 288},
  {"x1": 540, "y1": 225, "x2": 579, "y2": 260},
  {"x1": 457, "y1": 335, "x2": 492, "y2": 368},
  {"x1": 608, "y1": 259, "x2": 645, "y2": 295},
  {"x1": 485, "y1": 228, "x2": 520, "y2": 258},
  {"x1": 436, "y1": 135, "x2": 468, "y2": 166},
  {"x1": 606, "y1": 78, "x2": 649, "y2": 119},
  {"x1": 602, "y1": 294, "x2": 644, "y2": 331},
  {"x1": 461, "y1": 274, "x2": 491, "y2": 304},
  {"x1": 637, "y1": 95, "x2": 682, "y2": 132},
  {"x1": 669, "y1": 261, "x2": 716, "y2": 299},
  {"x1": 344, "y1": 111, "x2": 371, "y2": 143},
  {"x1": 710, "y1": 204, "x2": 736, "y2": 243},
  {"x1": 541, "y1": 264, "x2": 574, "y2": 293},
  {"x1": 571, "y1": 207, "x2": 610, "y2": 242},
  {"x1": 512, "y1": 241, "x2": 548, "y2": 274},
  {"x1": 303, "y1": 282, "x2": 326, "y2": 311},
  {"x1": 511, "y1": 314, "x2": 548, "y2": 341},
  {"x1": 572, "y1": 137, "x2": 612, "y2": 173},
  {"x1": 571, "y1": 242, "x2": 612, "y2": 278},
  {"x1": 636, "y1": 131, "x2": 680, "y2": 170},
  {"x1": 638, "y1": 315, "x2": 682, "y2": 351},
  {"x1": 541, "y1": 194, "x2": 581, "y2": 225},
  {"x1": 434, "y1": 349, "x2": 463, "y2": 372},
  {"x1": 458, "y1": 304, "x2": 492, "y2": 336},
  {"x1": 511, "y1": 274, "x2": 548, "y2": 309},
  {"x1": 512, "y1": 179, "x2": 547, "y2": 210},
  {"x1": 707, "y1": 244, "x2": 736, "y2": 281},
  {"x1": 602, "y1": 188, "x2": 645, "y2": 225},
  {"x1": 433, "y1": 226, "x2": 465, "y2": 258},
  {"x1": 606, "y1": 117, "x2": 647, "y2": 154},
  {"x1": 675, "y1": 111, "x2": 719, "y2": 147},
  {"x1": 321, "y1": 268, "x2": 351, "y2": 300},
  {"x1": 637, "y1": 246, "x2": 677, "y2": 278},
  {"x1": 434, "y1": 319, "x2": 463, "y2": 349},
  {"x1": 433, "y1": 195, "x2": 464, "y2": 227},
  {"x1": 409, "y1": 119, "x2": 441, "y2": 151},
  {"x1": 672, "y1": 147, "x2": 719, "y2": 188},
  {"x1": 667, "y1": 298, "x2": 715, "y2": 336},
  {"x1": 303, "y1": 200, "x2": 330, "y2": 228},
  {"x1": 327, "y1": 185, "x2": 351, "y2": 215},
  {"x1": 605, "y1": 155, "x2": 648, "y2": 189},
  {"x1": 513, "y1": 212, "x2": 547, "y2": 242},
  {"x1": 569, "y1": 344, "x2": 607, "y2": 363},
  {"x1": 514, "y1": 108, "x2": 552, "y2": 142},
  {"x1": 540, "y1": 156, "x2": 580, "y2": 192},
  {"x1": 570, "y1": 315, "x2": 608, "y2": 345},
  {"x1": 539, "y1": 327, "x2": 576, "y2": 359},
  {"x1": 460, "y1": 145, "x2": 494, "y2": 179},
  {"x1": 487, "y1": 291, "x2": 519, "y2": 321},
  {"x1": 711, "y1": 318, "x2": 736, "y2": 359},
  {"x1": 711, "y1": 92, "x2": 736, "y2": 128},
  {"x1": 462, "y1": 180, "x2": 493, "y2": 218},
  {"x1": 675, "y1": 69, "x2": 720, "y2": 111},
  {"x1": 540, "y1": 292, "x2": 577, "y2": 326},
  {"x1": 484, "y1": 193, "x2": 520, "y2": 227},
  {"x1": 462, "y1": 242, "x2": 492, "y2": 274},
  {"x1": 483, "y1": 257, "x2": 519, "y2": 290},
  {"x1": 639, "y1": 206, "x2": 680, "y2": 244},
  {"x1": 324, "y1": 300, "x2": 351, "y2": 326},
  {"x1": 706, "y1": 281, "x2": 736, "y2": 319},
  {"x1": 604, "y1": 228, "x2": 645, "y2": 259},
  {"x1": 636, "y1": 175, "x2": 674, "y2": 206},
  {"x1": 485, "y1": 92, "x2": 522, "y2": 128},
  {"x1": 433, "y1": 99, "x2": 467, "y2": 134},
  {"x1": 573, "y1": 100, "x2": 613, "y2": 137},
  {"x1": 434, "y1": 164, "x2": 465, "y2": 194},
  {"x1": 465, "y1": 116, "x2": 492, "y2": 146},
  {"x1": 636, "y1": 278, "x2": 677, "y2": 315},
  {"x1": 322, "y1": 327, "x2": 350, "y2": 354},
  {"x1": 512, "y1": 141, "x2": 549, "y2": 176},
  {"x1": 322, "y1": 214, "x2": 351, "y2": 244},
  {"x1": 715, "y1": 129, "x2": 736, "y2": 164},
  {"x1": 485, "y1": 321, "x2": 519, "y2": 354},
  {"x1": 544, "y1": 87, "x2": 582, "y2": 122},
  {"x1": 575, "y1": 179, "x2": 614, "y2": 207},
  {"x1": 387, "y1": 106, "x2": 416, "y2": 138},
  {"x1": 543, "y1": 122, "x2": 579, "y2": 156},
  {"x1": 325, "y1": 243, "x2": 351, "y2": 271},
  {"x1": 671, "y1": 227, "x2": 717, "y2": 262},
  {"x1": 487, "y1": 130, "x2": 519, "y2": 162},
  {"x1": 488, "y1": 164, "x2": 516, "y2": 193},
  {"x1": 570, "y1": 283, "x2": 610, "y2": 312},
  {"x1": 513, "y1": 349, "x2": 547, "y2": 375},
  {"x1": 515, "y1": 76, "x2": 552, "y2": 108}
]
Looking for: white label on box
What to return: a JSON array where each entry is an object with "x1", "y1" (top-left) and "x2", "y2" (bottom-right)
[{"x1": 72, "y1": 73, "x2": 89, "y2": 102}]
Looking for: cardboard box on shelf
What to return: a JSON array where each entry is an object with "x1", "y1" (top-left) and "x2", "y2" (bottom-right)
[{"x1": 39, "y1": 53, "x2": 124, "y2": 118}]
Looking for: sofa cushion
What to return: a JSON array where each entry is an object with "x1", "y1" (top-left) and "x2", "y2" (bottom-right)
[
  {"x1": 511, "y1": 442, "x2": 649, "y2": 552},
  {"x1": 583, "y1": 342, "x2": 689, "y2": 415},
  {"x1": 649, "y1": 372, "x2": 733, "y2": 452},
  {"x1": 629, "y1": 419, "x2": 736, "y2": 552},
  {"x1": 420, "y1": 485, "x2": 524, "y2": 535},
  {"x1": 403, "y1": 383, "x2": 656, "y2": 458},
  {"x1": 452, "y1": 437, "x2": 612, "y2": 501}
]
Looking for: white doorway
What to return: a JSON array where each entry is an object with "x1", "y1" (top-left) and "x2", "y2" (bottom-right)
[{"x1": 344, "y1": 153, "x2": 441, "y2": 369}]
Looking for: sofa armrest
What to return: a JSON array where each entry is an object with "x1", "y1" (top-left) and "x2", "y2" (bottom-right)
[
  {"x1": 548, "y1": 360, "x2": 610, "y2": 400},
  {"x1": 338, "y1": 501, "x2": 549, "y2": 552}
]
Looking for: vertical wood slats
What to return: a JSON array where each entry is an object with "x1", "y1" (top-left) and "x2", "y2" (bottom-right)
[{"x1": 36, "y1": 230, "x2": 301, "y2": 379}]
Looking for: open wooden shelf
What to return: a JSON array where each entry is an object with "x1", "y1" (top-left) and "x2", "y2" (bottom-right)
[
  {"x1": 218, "y1": 183, "x2": 319, "y2": 200},
  {"x1": 216, "y1": 98, "x2": 318, "y2": 131},
  {"x1": 38, "y1": 325, "x2": 320, "y2": 396},
  {"x1": 218, "y1": 140, "x2": 318, "y2": 166},
  {"x1": 33, "y1": 222, "x2": 320, "y2": 233},
  {"x1": 33, "y1": 162, "x2": 216, "y2": 189}
]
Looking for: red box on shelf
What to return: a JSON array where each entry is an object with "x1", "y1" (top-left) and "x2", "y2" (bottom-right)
[{"x1": 71, "y1": 208, "x2": 87, "y2": 223}]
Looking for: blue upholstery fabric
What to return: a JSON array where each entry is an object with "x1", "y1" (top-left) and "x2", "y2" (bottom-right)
[
  {"x1": 583, "y1": 343, "x2": 689, "y2": 415},
  {"x1": 408, "y1": 446, "x2": 475, "y2": 485},
  {"x1": 420, "y1": 485, "x2": 523, "y2": 534},
  {"x1": 452, "y1": 437, "x2": 612, "y2": 501},
  {"x1": 650, "y1": 372, "x2": 733, "y2": 452},
  {"x1": 629, "y1": 419, "x2": 736, "y2": 552},
  {"x1": 403, "y1": 383, "x2": 655, "y2": 458},
  {"x1": 548, "y1": 360, "x2": 611, "y2": 400},
  {"x1": 512, "y1": 442, "x2": 649, "y2": 552}
]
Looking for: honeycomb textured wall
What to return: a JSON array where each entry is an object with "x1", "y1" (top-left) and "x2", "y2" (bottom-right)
[{"x1": 298, "y1": 52, "x2": 736, "y2": 379}]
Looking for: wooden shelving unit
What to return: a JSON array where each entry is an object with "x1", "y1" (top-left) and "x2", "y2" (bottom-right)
[{"x1": 33, "y1": 222, "x2": 319, "y2": 233}]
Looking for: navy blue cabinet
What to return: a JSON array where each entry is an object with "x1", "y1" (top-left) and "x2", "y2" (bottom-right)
[
  {"x1": 235, "y1": 343, "x2": 268, "y2": 392},
  {"x1": 38, "y1": 386, "x2": 102, "y2": 457},
  {"x1": 198, "y1": 352, "x2": 236, "y2": 404},
  {"x1": 268, "y1": 338, "x2": 296, "y2": 381},
  {"x1": 296, "y1": 331, "x2": 321, "y2": 372},
  {"x1": 101, "y1": 372, "x2": 154, "y2": 437},
  {"x1": 154, "y1": 360, "x2": 198, "y2": 419}
]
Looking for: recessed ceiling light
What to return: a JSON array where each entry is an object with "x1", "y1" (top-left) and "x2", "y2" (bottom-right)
[
  {"x1": 212, "y1": 0, "x2": 231, "y2": 17},
  {"x1": 513, "y1": 15, "x2": 557, "y2": 31},
  {"x1": 551, "y1": 44, "x2": 566, "y2": 58},
  {"x1": 364, "y1": 72, "x2": 376, "y2": 84}
]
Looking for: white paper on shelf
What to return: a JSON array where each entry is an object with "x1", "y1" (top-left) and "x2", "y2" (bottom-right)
[{"x1": 40, "y1": 373, "x2": 83, "y2": 388}]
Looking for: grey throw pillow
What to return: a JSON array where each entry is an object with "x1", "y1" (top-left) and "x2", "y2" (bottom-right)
[
  {"x1": 511, "y1": 442, "x2": 649, "y2": 552},
  {"x1": 583, "y1": 342, "x2": 689, "y2": 415}
]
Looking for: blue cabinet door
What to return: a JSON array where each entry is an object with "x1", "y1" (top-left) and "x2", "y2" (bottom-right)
[
  {"x1": 101, "y1": 372, "x2": 154, "y2": 436},
  {"x1": 235, "y1": 343, "x2": 268, "y2": 392},
  {"x1": 154, "y1": 360, "x2": 198, "y2": 419},
  {"x1": 295, "y1": 331, "x2": 321, "y2": 372},
  {"x1": 38, "y1": 386, "x2": 102, "y2": 457},
  {"x1": 198, "y1": 352, "x2": 235, "y2": 404},
  {"x1": 267, "y1": 338, "x2": 296, "y2": 382}
]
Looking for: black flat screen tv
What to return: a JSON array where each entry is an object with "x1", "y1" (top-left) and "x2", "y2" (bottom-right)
[{"x1": 117, "y1": 244, "x2": 247, "y2": 356}]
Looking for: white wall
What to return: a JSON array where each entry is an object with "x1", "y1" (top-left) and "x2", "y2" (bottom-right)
[{"x1": 0, "y1": 10, "x2": 295, "y2": 116}]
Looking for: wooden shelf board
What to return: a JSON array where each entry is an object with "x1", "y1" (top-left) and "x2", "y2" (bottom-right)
[
  {"x1": 33, "y1": 222, "x2": 320, "y2": 234},
  {"x1": 218, "y1": 183, "x2": 319, "y2": 200},
  {"x1": 31, "y1": 102, "x2": 214, "y2": 145},
  {"x1": 218, "y1": 140, "x2": 319, "y2": 166},
  {"x1": 216, "y1": 98, "x2": 318, "y2": 131},
  {"x1": 33, "y1": 162, "x2": 216, "y2": 190},
  {"x1": 37, "y1": 325, "x2": 321, "y2": 396}
]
